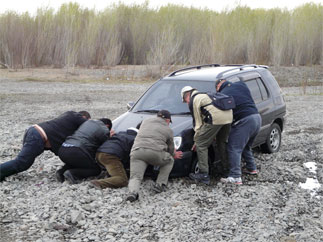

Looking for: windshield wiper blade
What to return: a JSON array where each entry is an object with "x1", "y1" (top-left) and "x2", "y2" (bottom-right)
[
  {"x1": 173, "y1": 112, "x2": 191, "y2": 115},
  {"x1": 135, "y1": 109, "x2": 160, "y2": 113}
]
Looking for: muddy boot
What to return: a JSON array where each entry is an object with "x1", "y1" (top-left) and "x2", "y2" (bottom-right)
[
  {"x1": 63, "y1": 170, "x2": 80, "y2": 184},
  {"x1": 125, "y1": 193, "x2": 139, "y2": 202},
  {"x1": 189, "y1": 172, "x2": 210, "y2": 185}
]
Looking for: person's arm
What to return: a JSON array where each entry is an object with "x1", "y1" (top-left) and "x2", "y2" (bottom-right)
[
  {"x1": 109, "y1": 129, "x2": 116, "y2": 137},
  {"x1": 96, "y1": 124, "x2": 110, "y2": 144},
  {"x1": 192, "y1": 94, "x2": 209, "y2": 150},
  {"x1": 192, "y1": 95, "x2": 203, "y2": 132},
  {"x1": 73, "y1": 112, "x2": 88, "y2": 126},
  {"x1": 166, "y1": 129, "x2": 175, "y2": 156}
]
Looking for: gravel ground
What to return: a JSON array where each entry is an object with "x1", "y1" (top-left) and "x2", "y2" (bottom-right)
[{"x1": 0, "y1": 67, "x2": 323, "y2": 242}]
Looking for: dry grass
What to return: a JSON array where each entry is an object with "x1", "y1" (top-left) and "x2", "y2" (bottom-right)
[{"x1": 0, "y1": 3, "x2": 322, "y2": 69}]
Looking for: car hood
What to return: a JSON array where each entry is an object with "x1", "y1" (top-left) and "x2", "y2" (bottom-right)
[{"x1": 113, "y1": 111, "x2": 193, "y2": 136}]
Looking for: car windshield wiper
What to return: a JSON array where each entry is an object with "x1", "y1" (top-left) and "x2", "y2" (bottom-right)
[
  {"x1": 134, "y1": 109, "x2": 160, "y2": 113},
  {"x1": 173, "y1": 112, "x2": 191, "y2": 115}
]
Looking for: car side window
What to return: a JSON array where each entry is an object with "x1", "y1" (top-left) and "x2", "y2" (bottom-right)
[
  {"x1": 256, "y1": 77, "x2": 269, "y2": 100},
  {"x1": 245, "y1": 79, "x2": 263, "y2": 104}
]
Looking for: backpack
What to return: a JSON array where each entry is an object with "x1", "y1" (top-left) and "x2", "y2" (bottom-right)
[{"x1": 197, "y1": 92, "x2": 236, "y2": 110}]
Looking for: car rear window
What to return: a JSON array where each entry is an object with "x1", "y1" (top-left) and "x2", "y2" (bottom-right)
[
  {"x1": 257, "y1": 78, "x2": 269, "y2": 100},
  {"x1": 245, "y1": 78, "x2": 269, "y2": 103}
]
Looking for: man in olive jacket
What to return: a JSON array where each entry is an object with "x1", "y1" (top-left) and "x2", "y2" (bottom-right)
[
  {"x1": 181, "y1": 86, "x2": 233, "y2": 185},
  {"x1": 126, "y1": 110, "x2": 182, "y2": 202}
]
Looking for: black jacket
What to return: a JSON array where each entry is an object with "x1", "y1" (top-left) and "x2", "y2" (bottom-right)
[
  {"x1": 219, "y1": 81, "x2": 258, "y2": 122},
  {"x1": 97, "y1": 128, "x2": 138, "y2": 166},
  {"x1": 65, "y1": 120, "x2": 110, "y2": 158},
  {"x1": 38, "y1": 111, "x2": 87, "y2": 155}
]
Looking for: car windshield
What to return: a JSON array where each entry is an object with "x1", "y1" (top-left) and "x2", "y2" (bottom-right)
[{"x1": 132, "y1": 80, "x2": 215, "y2": 114}]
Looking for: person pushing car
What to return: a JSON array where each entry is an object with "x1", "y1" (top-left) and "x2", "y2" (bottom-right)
[
  {"x1": 216, "y1": 79, "x2": 261, "y2": 185},
  {"x1": 0, "y1": 111, "x2": 91, "y2": 182},
  {"x1": 126, "y1": 110, "x2": 183, "y2": 202},
  {"x1": 181, "y1": 86, "x2": 233, "y2": 185}
]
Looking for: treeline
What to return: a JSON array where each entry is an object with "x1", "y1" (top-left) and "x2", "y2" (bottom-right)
[{"x1": 0, "y1": 2, "x2": 322, "y2": 69}]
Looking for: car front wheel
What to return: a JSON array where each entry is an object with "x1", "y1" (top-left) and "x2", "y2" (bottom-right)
[
  {"x1": 261, "y1": 123, "x2": 282, "y2": 153},
  {"x1": 190, "y1": 154, "x2": 215, "y2": 174},
  {"x1": 190, "y1": 157, "x2": 199, "y2": 174}
]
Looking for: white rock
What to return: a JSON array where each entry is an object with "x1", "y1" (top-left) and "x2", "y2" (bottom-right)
[{"x1": 71, "y1": 210, "x2": 83, "y2": 224}]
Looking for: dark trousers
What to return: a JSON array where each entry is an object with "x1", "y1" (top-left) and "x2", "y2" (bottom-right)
[
  {"x1": 0, "y1": 127, "x2": 45, "y2": 181},
  {"x1": 227, "y1": 114, "x2": 262, "y2": 178},
  {"x1": 58, "y1": 146, "x2": 101, "y2": 179}
]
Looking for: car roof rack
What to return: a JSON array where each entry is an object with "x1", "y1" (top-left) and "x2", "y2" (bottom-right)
[
  {"x1": 168, "y1": 63, "x2": 221, "y2": 77},
  {"x1": 216, "y1": 64, "x2": 268, "y2": 79}
]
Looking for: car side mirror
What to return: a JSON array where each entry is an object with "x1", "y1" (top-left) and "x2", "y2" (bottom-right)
[{"x1": 127, "y1": 101, "x2": 134, "y2": 110}]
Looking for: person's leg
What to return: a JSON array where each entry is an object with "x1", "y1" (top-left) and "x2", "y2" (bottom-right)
[
  {"x1": 227, "y1": 116, "x2": 258, "y2": 178},
  {"x1": 215, "y1": 124, "x2": 231, "y2": 176},
  {"x1": 0, "y1": 127, "x2": 44, "y2": 181},
  {"x1": 59, "y1": 147, "x2": 98, "y2": 169},
  {"x1": 155, "y1": 151, "x2": 174, "y2": 186},
  {"x1": 128, "y1": 149, "x2": 148, "y2": 194},
  {"x1": 194, "y1": 124, "x2": 223, "y2": 173},
  {"x1": 58, "y1": 147, "x2": 101, "y2": 181},
  {"x1": 67, "y1": 168, "x2": 101, "y2": 179},
  {"x1": 242, "y1": 114, "x2": 262, "y2": 171},
  {"x1": 55, "y1": 164, "x2": 72, "y2": 182},
  {"x1": 92, "y1": 153, "x2": 128, "y2": 188}
]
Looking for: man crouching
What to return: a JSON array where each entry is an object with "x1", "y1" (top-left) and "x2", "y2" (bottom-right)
[{"x1": 126, "y1": 110, "x2": 183, "y2": 202}]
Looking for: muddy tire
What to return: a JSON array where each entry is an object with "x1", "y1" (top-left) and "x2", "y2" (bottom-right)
[
  {"x1": 190, "y1": 157, "x2": 199, "y2": 174},
  {"x1": 261, "y1": 123, "x2": 282, "y2": 153}
]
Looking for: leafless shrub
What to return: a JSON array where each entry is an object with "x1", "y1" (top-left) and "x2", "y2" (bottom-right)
[
  {"x1": 147, "y1": 27, "x2": 181, "y2": 65},
  {"x1": 0, "y1": 3, "x2": 321, "y2": 68}
]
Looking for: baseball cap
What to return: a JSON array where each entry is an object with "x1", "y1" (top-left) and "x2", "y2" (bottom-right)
[{"x1": 157, "y1": 110, "x2": 172, "y2": 123}]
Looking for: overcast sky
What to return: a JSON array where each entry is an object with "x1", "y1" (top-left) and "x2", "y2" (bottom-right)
[{"x1": 0, "y1": 0, "x2": 321, "y2": 14}]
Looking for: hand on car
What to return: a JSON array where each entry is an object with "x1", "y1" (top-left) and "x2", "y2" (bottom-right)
[
  {"x1": 110, "y1": 129, "x2": 116, "y2": 136},
  {"x1": 174, "y1": 150, "x2": 183, "y2": 159}
]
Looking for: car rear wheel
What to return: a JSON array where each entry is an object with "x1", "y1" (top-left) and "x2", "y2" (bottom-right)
[{"x1": 261, "y1": 123, "x2": 281, "y2": 153}]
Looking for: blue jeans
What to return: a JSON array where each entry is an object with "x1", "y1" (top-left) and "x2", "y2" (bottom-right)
[
  {"x1": 0, "y1": 127, "x2": 45, "y2": 181},
  {"x1": 227, "y1": 114, "x2": 261, "y2": 178}
]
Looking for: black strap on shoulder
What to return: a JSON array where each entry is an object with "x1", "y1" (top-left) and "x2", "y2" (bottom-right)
[
  {"x1": 200, "y1": 102, "x2": 213, "y2": 109},
  {"x1": 193, "y1": 92, "x2": 213, "y2": 109}
]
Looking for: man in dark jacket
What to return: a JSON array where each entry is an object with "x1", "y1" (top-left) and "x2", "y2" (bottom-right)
[
  {"x1": 57, "y1": 118, "x2": 112, "y2": 184},
  {"x1": 90, "y1": 126, "x2": 140, "y2": 189},
  {"x1": 0, "y1": 111, "x2": 91, "y2": 181},
  {"x1": 216, "y1": 79, "x2": 262, "y2": 185}
]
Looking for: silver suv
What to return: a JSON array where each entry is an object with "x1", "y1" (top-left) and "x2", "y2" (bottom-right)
[{"x1": 113, "y1": 64, "x2": 286, "y2": 177}]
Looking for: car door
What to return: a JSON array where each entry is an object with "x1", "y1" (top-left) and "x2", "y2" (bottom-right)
[{"x1": 240, "y1": 73, "x2": 274, "y2": 146}]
